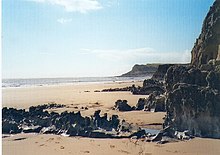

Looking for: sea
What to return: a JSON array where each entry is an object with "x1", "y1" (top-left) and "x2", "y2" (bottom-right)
[{"x1": 2, "y1": 76, "x2": 152, "y2": 88}]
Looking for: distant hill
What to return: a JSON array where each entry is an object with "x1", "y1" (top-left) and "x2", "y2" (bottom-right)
[{"x1": 120, "y1": 64, "x2": 159, "y2": 77}]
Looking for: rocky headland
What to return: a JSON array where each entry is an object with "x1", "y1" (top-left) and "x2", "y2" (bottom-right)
[{"x1": 121, "y1": 64, "x2": 159, "y2": 77}]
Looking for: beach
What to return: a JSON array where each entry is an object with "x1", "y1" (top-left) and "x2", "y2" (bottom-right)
[{"x1": 2, "y1": 81, "x2": 220, "y2": 155}]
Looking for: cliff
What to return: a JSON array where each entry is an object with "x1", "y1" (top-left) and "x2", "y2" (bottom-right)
[
  {"x1": 163, "y1": 0, "x2": 220, "y2": 139},
  {"x1": 191, "y1": 0, "x2": 220, "y2": 66},
  {"x1": 151, "y1": 64, "x2": 175, "y2": 80},
  {"x1": 151, "y1": 64, "x2": 189, "y2": 81},
  {"x1": 121, "y1": 64, "x2": 159, "y2": 77}
]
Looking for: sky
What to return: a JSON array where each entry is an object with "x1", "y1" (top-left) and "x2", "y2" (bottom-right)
[{"x1": 2, "y1": 0, "x2": 215, "y2": 78}]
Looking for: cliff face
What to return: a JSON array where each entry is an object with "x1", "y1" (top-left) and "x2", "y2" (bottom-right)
[
  {"x1": 121, "y1": 64, "x2": 158, "y2": 77},
  {"x1": 191, "y1": 0, "x2": 220, "y2": 66},
  {"x1": 151, "y1": 64, "x2": 175, "y2": 80},
  {"x1": 163, "y1": 0, "x2": 220, "y2": 139}
]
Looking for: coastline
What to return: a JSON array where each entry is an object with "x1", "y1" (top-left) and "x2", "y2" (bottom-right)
[{"x1": 3, "y1": 81, "x2": 220, "y2": 155}]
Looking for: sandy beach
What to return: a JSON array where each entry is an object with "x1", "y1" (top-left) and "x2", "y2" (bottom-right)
[{"x1": 2, "y1": 81, "x2": 220, "y2": 155}]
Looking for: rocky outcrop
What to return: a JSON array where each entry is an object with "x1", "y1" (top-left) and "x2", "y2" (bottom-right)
[
  {"x1": 136, "y1": 94, "x2": 165, "y2": 112},
  {"x1": 151, "y1": 64, "x2": 175, "y2": 80},
  {"x1": 121, "y1": 64, "x2": 159, "y2": 77},
  {"x1": 101, "y1": 87, "x2": 132, "y2": 92},
  {"x1": 191, "y1": 0, "x2": 220, "y2": 66},
  {"x1": 162, "y1": 0, "x2": 220, "y2": 139},
  {"x1": 113, "y1": 100, "x2": 134, "y2": 111},
  {"x1": 131, "y1": 79, "x2": 165, "y2": 95},
  {"x1": 164, "y1": 65, "x2": 220, "y2": 138},
  {"x1": 2, "y1": 105, "x2": 145, "y2": 138}
]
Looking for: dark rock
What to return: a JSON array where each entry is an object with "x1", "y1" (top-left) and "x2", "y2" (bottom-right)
[
  {"x1": 114, "y1": 100, "x2": 132, "y2": 111},
  {"x1": 2, "y1": 105, "x2": 144, "y2": 139},
  {"x1": 154, "y1": 96, "x2": 166, "y2": 112},
  {"x1": 206, "y1": 67, "x2": 220, "y2": 90},
  {"x1": 94, "y1": 90, "x2": 101, "y2": 92},
  {"x1": 151, "y1": 131, "x2": 164, "y2": 142},
  {"x1": 136, "y1": 94, "x2": 165, "y2": 112},
  {"x1": 101, "y1": 87, "x2": 132, "y2": 92},
  {"x1": 129, "y1": 130, "x2": 146, "y2": 139},
  {"x1": 89, "y1": 131, "x2": 113, "y2": 138},
  {"x1": 110, "y1": 115, "x2": 120, "y2": 129},
  {"x1": 165, "y1": 65, "x2": 208, "y2": 92},
  {"x1": 2, "y1": 120, "x2": 21, "y2": 134},
  {"x1": 152, "y1": 64, "x2": 175, "y2": 80},
  {"x1": 136, "y1": 98, "x2": 146, "y2": 110},
  {"x1": 132, "y1": 79, "x2": 165, "y2": 95},
  {"x1": 164, "y1": 77, "x2": 220, "y2": 138}
]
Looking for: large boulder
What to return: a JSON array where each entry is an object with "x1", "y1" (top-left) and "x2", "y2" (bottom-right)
[
  {"x1": 113, "y1": 100, "x2": 132, "y2": 111},
  {"x1": 136, "y1": 94, "x2": 165, "y2": 112}
]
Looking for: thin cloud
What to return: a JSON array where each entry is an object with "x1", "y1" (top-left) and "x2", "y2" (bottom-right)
[
  {"x1": 80, "y1": 47, "x2": 155, "y2": 60},
  {"x1": 80, "y1": 48, "x2": 191, "y2": 64},
  {"x1": 57, "y1": 18, "x2": 72, "y2": 24},
  {"x1": 28, "y1": 0, "x2": 103, "y2": 13}
]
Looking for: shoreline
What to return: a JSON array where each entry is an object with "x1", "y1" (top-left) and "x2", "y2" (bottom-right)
[
  {"x1": 3, "y1": 80, "x2": 220, "y2": 155},
  {"x1": 2, "y1": 76, "x2": 150, "y2": 89}
]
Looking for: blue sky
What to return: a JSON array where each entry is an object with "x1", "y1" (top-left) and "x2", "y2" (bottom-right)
[{"x1": 3, "y1": 0, "x2": 214, "y2": 78}]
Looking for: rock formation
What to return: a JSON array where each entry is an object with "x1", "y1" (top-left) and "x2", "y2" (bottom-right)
[
  {"x1": 191, "y1": 0, "x2": 220, "y2": 66},
  {"x1": 2, "y1": 104, "x2": 143, "y2": 138},
  {"x1": 113, "y1": 100, "x2": 134, "y2": 111},
  {"x1": 164, "y1": 65, "x2": 220, "y2": 138},
  {"x1": 136, "y1": 94, "x2": 165, "y2": 112},
  {"x1": 163, "y1": 0, "x2": 220, "y2": 139},
  {"x1": 131, "y1": 79, "x2": 165, "y2": 95},
  {"x1": 151, "y1": 64, "x2": 175, "y2": 80}
]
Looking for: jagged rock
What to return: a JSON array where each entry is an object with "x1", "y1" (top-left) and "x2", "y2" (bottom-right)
[
  {"x1": 165, "y1": 65, "x2": 208, "y2": 92},
  {"x1": 136, "y1": 98, "x2": 146, "y2": 110},
  {"x1": 1, "y1": 104, "x2": 161, "y2": 139},
  {"x1": 136, "y1": 94, "x2": 165, "y2": 112},
  {"x1": 154, "y1": 96, "x2": 166, "y2": 112},
  {"x1": 114, "y1": 100, "x2": 132, "y2": 111},
  {"x1": 110, "y1": 115, "x2": 120, "y2": 129},
  {"x1": 206, "y1": 67, "x2": 220, "y2": 90},
  {"x1": 164, "y1": 80, "x2": 220, "y2": 138},
  {"x1": 152, "y1": 64, "x2": 175, "y2": 80},
  {"x1": 132, "y1": 79, "x2": 165, "y2": 95},
  {"x1": 191, "y1": 0, "x2": 220, "y2": 66},
  {"x1": 164, "y1": 4, "x2": 220, "y2": 136},
  {"x1": 2, "y1": 120, "x2": 21, "y2": 134}
]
